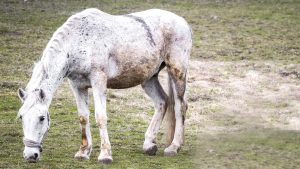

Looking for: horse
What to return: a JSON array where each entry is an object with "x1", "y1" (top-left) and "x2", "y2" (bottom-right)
[{"x1": 17, "y1": 8, "x2": 192, "y2": 164}]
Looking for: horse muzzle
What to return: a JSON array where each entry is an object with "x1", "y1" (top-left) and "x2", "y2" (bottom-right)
[
  {"x1": 23, "y1": 138, "x2": 42, "y2": 163},
  {"x1": 23, "y1": 147, "x2": 40, "y2": 163}
]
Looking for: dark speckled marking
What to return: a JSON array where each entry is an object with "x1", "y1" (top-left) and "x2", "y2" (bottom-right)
[{"x1": 125, "y1": 15, "x2": 156, "y2": 47}]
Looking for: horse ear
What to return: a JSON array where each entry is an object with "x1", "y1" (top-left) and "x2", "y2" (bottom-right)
[
  {"x1": 18, "y1": 88, "x2": 27, "y2": 102},
  {"x1": 39, "y1": 89, "x2": 46, "y2": 101}
]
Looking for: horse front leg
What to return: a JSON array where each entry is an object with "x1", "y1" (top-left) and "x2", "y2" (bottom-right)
[
  {"x1": 90, "y1": 71, "x2": 113, "y2": 164},
  {"x1": 69, "y1": 81, "x2": 92, "y2": 160}
]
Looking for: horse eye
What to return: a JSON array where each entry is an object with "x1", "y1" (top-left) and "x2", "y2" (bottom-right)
[
  {"x1": 20, "y1": 116, "x2": 22, "y2": 120},
  {"x1": 40, "y1": 116, "x2": 45, "y2": 122}
]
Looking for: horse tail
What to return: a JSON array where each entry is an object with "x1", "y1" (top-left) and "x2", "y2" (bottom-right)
[{"x1": 165, "y1": 73, "x2": 176, "y2": 146}]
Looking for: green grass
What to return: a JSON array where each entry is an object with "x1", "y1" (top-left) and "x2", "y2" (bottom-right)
[
  {"x1": 195, "y1": 128, "x2": 300, "y2": 169},
  {"x1": 0, "y1": 0, "x2": 299, "y2": 168},
  {"x1": 189, "y1": 109, "x2": 300, "y2": 168}
]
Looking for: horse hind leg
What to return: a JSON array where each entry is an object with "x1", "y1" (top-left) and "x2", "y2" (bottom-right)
[
  {"x1": 141, "y1": 74, "x2": 168, "y2": 156},
  {"x1": 164, "y1": 41, "x2": 189, "y2": 156}
]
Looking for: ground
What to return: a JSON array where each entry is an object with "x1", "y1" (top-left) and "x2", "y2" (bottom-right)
[{"x1": 0, "y1": 0, "x2": 299, "y2": 168}]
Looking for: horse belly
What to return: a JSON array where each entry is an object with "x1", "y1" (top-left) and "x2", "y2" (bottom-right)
[{"x1": 107, "y1": 52, "x2": 162, "y2": 89}]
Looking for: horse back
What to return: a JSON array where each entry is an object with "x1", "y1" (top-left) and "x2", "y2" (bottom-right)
[{"x1": 66, "y1": 9, "x2": 191, "y2": 89}]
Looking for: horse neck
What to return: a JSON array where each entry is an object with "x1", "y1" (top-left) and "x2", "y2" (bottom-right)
[
  {"x1": 26, "y1": 47, "x2": 69, "y2": 107},
  {"x1": 26, "y1": 20, "x2": 73, "y2": 106}
]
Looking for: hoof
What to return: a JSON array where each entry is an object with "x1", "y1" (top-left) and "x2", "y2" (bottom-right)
[
  {"x1": 143, "y1": 144, "x2": 158, "y2": 156},
  {"x1": 164, "y1": 144, "x2": 179, "y2": 157},
  {"x1": 98, "y1": 156, "x2": 113, "y2": 164},
  {"x1": 164, "y1": 149, "x2": 177, "y2": 156},
  {"x1": 74, "y1": 146, "x2": 91, "y2": 160},
  {"x1": 74, "y1": 151, "x2": 89, "y2": 160}
]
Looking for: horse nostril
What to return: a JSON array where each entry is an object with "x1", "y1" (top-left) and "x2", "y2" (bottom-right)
[{"x1": 34, "y1": 153, "x2": 38, "y2": 159}]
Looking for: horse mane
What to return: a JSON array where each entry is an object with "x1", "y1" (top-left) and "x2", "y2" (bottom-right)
[{"x1": 25, "y1": 61, "x2": 46, "y2": 92}]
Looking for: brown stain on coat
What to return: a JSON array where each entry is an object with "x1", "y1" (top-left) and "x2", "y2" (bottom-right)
[
  {"x1": 79, "y1": 116, "x2": 88, "y2": 149},
  {"x1": 106, "y1": 48, "x2": 162, "y2": 89}
]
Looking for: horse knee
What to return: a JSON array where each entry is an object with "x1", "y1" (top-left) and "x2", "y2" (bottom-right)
[
  {"x1": 96, "y1": 114, "x2": 107, "y2": 128},
  {"x1": 79, "y1": 115, "x2": 88, "y2": 125}
]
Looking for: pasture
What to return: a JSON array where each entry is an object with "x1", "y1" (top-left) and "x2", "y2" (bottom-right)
[{"x1": 0, "y1": 0, "x2": 299, "y2": 168}]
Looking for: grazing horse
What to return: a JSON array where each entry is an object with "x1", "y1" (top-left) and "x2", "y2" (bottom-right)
[{"x1": 17, "y1": 8, "x2": 192, "y2": 164}]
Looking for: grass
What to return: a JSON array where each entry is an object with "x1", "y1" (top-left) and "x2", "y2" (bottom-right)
[
  {"x1": 0, "y1": 0, "x2": 300, "y2": 168},
  {"x1": 195, "y1": 128, "x2": 300, "y2": 169}
]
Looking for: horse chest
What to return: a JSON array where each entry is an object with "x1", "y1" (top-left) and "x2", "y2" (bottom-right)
[{"x1": 68, "y1": 73, "x2": 91, "y2": 88}]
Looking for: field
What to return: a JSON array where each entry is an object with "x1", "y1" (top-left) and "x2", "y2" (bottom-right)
[{"x1": 0, "y1": 0, "x2": 300, "y2": 168}]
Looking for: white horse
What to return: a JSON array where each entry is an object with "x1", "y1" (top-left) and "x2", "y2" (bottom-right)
[{"x1": 17, "y1": 8, "x2": 192, "y2": 164}]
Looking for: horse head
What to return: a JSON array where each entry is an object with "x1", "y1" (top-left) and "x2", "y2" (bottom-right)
[{"x1": 17, "y1": 88, "x2": 50, "y2": 163}]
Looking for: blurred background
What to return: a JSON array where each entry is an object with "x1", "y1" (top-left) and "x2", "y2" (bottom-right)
[{"x1": 0, "y1": 0, "x2": 299, "y2": 168}]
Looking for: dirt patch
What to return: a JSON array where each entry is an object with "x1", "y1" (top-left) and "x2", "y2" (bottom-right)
[
  {"x1": 186, "y1": 60, "x2": 300, "y2": 134},
  {"x1": 184, "y1": 60, "x2": 300, "y2": 168}
]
